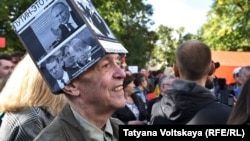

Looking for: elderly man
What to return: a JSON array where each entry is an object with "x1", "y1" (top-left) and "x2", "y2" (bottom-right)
[{"x1": 34, "y1": 53, "x2": 126, "y2": 141}]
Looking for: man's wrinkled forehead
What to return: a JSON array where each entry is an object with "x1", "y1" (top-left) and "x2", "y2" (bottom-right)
[
  {"x1": 98, "y1": 53, "x2": 123, "y2": 63},
  {"x1": 77, "y1": 53, "x2": 122, "y2": 77},
  {"x1": 92, "y1": 53, "x2": 122, "y2": 66}
]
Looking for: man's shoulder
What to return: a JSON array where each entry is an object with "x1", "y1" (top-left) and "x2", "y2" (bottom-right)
[
  {"x1": 33, "y1": 116, "x2": 66, "y2": 141},
  {"x1": 110, "y1": 117, "x2": 124, "y2": 125},
  {"x1": 187, "y1": 102, "x2": 232, "y2": 124}
]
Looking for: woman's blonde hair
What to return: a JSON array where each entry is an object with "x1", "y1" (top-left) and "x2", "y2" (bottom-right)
[{"x1": 0, "y1": 54, "x2": 65, "y2": 115}]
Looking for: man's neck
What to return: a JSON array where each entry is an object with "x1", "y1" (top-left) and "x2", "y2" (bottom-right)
[{"x1": 70, "y1": 101, "x2": 112, "y2": 130}]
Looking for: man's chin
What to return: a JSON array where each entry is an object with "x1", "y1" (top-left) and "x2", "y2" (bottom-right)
[{"x1": 115, "y1": 98, "x2": 126, "y2": 109}]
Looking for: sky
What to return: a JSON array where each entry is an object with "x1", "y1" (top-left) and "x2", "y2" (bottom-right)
[{"x1": 147, "y1": 0, "x2": 213, "y2": 34}]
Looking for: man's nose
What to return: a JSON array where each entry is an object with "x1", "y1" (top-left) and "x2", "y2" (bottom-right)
[{"x1": 113, "y1": 65, "x2": 126, "y2": 79}]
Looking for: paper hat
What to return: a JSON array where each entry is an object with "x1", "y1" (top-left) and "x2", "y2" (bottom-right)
[{"x1": 11, "y1": 0, "x2": 128, "y2": 94}]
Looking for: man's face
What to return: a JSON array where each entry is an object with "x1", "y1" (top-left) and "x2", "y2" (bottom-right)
[
  {"x1": 73, "y1": 54, "x2": 126, "y2": 111},
  {"x1": 54, "y1": 50, "x2": 64, "y2": 67},
  {"x1": 0, "y1": 59, "x2": 14, "y2": 78},
  {"x1": 46, "y1": 60, "x2": 64, "y2": 80},
  {"x1": 63, "y1": 46, "x2": 76, "y2": 68},
  {"x1": 160, "y1": 78, "x2": 174, "y2": 94},
  {"x1": 241, "y1": 70, "x2": 250, "y2": 85},
  {"x1": 52, "y1": 3, "x2": 70, "y2": 24},
  {"x1": 75, "y1": 45, "x2": 91, "y2": 64},
  {"x1": 124, "y1": 81, "x2": 135, "y2": 96}
]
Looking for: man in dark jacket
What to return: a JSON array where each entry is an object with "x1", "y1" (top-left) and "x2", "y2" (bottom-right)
[
  {"x1": 50, "y1": 2, "x2": 82, "y2": 47},
  {"x1": 150, "y1": 40, "x2": 232, "y2": 125}
]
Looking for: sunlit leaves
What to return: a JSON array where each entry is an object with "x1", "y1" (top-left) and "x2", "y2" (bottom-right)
[{"x1": 201, "y1": 0, "x2": 250, "y2": 51}]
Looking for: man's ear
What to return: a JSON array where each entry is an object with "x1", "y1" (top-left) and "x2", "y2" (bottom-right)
[
  {"x1": 208, "y1": 62, "x2": 215, "y2": 76},
  {"x1": 173, "y1": 64, "x2": 179, "y2": 78},
  {"x1": 62, "y1": 82, "x2": 80, "y2": 96}
]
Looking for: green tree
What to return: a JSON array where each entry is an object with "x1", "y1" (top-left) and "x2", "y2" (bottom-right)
[
  {"x1": 149, "y1": 25, "x2": 200, "y2": 70},
  {"x1": 0, "y1": 0, "x2": 158, "y2": 69},
  {"x1": 201, "y1": 0, "x2": 250, "y2": 51},
  {"x1": 0, "y1": 0, "x2": 32, "y2": 53},
  {"x1": 92, "y1": 0, "x2": 158, "y2": 68}
]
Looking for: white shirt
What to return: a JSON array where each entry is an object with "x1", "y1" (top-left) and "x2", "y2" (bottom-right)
[{"x1": 57, "y1": 71, "x2": 69, "y2": 88}]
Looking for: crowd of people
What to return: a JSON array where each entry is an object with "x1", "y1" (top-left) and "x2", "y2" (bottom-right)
[
  {"x1": 0, "y1": 40, "x2": 250, "y2": 140},
  {"x1": 119, "y1": 40, "x2": 250, "y2": 125}
]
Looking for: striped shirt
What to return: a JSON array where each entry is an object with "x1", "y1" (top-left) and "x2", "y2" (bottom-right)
[{"x1": 0, "y1": 107, "x2": 54, "y2": 141}]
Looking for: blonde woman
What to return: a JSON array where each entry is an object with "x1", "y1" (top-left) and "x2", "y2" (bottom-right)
[{"x1": 0, "y1": 54, "x2": 65, "y2": 141}]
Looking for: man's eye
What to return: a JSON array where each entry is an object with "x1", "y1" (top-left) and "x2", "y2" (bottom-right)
[
  {"x1": 102, "y1": 63, "x2": 109, "y2": 68},
  {"x1": 117, "y1": 61, "x2": 121, "y2": 66}
]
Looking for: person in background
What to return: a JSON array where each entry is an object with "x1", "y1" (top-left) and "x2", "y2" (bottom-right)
[
  {"x1": 34, "y1": 53, "x2": 127, "y2": 141},
  {"x1": 148, "y1": 74, "x2": 175, "y2": 121},
  {"x1": 227, "y1": 76, "x2": 250, "y2": 125},
  {"x1": 112, "y1": 74, "x2": 147, "y2": 125},
  {"x1": 133, "y1": 72, "x2": 148, "y2": 110},
  {"x1": 150, "y1": 40, "x2": 231, "y2": 125},
  {"x1": 228, "y1": 67, "x2": 242, "y2": 102},
  {"x1": 152, "y1": 69, "x2": 164, "y2": 97},
  {"x1": 234, "y1": 66, "x2": 250, "y2": 100},
  {"x1": 140, "y1": 68, "x2": 149, "y2": 78},
  {"x1": 146, "y1": 78, "x2": 157, "y2": 102},
  {"x1": 0, "y1": 54, "x2": 14, "y2": 79},
  {"x1": 0, "y1": 54, "x2": 65, "y2": 140},
  {"x1": 10, "y1": 51, "x2": 25, "y2": 68},
  {"x1": 238, "y1": 66, "x2": 250, "y2": 87}
]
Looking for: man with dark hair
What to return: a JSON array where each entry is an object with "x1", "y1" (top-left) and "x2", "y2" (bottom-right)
[
  {"x1": 0, "y1": 54, "x2": 14, "y2": 78},
  {"x1": 10, "y1": 51, "x2": 25, "y2": 67},
  {"x1": 150, "y1": 40, "x2": 231, "y2": 125},
  {"x1": 44, "y1": 55, "x2": 69, "y2": 90}
]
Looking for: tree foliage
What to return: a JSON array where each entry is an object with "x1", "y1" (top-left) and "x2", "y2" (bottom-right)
[
  {"x1": 0, "y1": 0, "x2": 158, "y2": 69},
  {"x1": 0, "y1": 0, "x2": 33, "y2": 53},
  {"x1": 92, "y1": 0, "x2": 158, "y2": 68},
  {"x1": 201, "y1": 0, "x2": 250, "y2": 51},
  {"x1": 149, "y1": 25, "x2": 200, "y2": 70}
]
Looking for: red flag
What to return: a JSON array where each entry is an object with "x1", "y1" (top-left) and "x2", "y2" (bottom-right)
[{"x1": 0, "y1": 37, "x2": 6, "y2": 48}]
